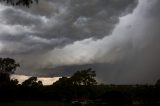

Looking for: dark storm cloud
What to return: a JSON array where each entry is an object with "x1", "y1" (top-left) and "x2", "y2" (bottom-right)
[
  {"x1": 35, "y1": 0, "x2": 138, "y2": 40},
  {"x1": 1, "y1": 7, "x2": 43, "y2": 26},
  {"x1": 0, "y1": 0, "x2": 138, "y2": 49}
]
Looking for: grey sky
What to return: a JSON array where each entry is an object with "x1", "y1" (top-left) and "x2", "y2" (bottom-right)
[{"x1": 0, "y1": 0, "x2": 160, "y2": 84}]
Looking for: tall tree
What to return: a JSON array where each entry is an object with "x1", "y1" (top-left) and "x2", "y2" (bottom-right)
[
  {"x1": 0, "y1": 0, "x2": 38, "y2": 7},
  {"x1": 0, "y1": 58, "x2": 19, "y2": 85},
  {"x1": 71, "y1": 68, "x2": 97, "y2": 86},
  {"x1": 156, "y1": 79, "x2": 160, "y2": 86},
  {"x1": 0, "y1": 57, "x2": 20, "y2": 74},
  {"x1": 22, "y1": 77, "x2": 43, "y2": 87}
]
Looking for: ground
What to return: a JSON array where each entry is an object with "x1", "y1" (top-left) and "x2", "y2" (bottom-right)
[{"x1": 0, "y1": 101, "x2": 97, "y2": 106}]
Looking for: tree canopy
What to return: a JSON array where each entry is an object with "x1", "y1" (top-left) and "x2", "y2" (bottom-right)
[
  {"x1": 54, "y1": 68, "x2": 97, "y2": 87},
  {"x1": 71, "y1": 68, "x2": 97, "y2": 86},
  {"x1": 0, "y1": 0, "x2": 38, "y2": 7},
  {"x1": 0, "y1": 58, "x2": 19, "y2": 86},
  {"x1": 0, "y1": 57, "x2": 19, "y2": 74},
  {"x1": 22, "y1": 77, "x2": 42, "y2": 87}
]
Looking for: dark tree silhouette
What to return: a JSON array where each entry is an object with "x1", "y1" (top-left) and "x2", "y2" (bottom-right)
[
  {"x1": 22, "y1": 77, "x2": 43, "y2": 87},
  {"x1": 22, "y1": 77, "x2": 37, "y2": 86},
  {"x1": 71, "y1": 68, "x2": 97, "y2": 86},
  {"x1": 0, "y1": 58, "x2": 19, "y2": 84},
  {"x1": 0, "y1": 58, "x2": 19, "y2": 102},
  {"x1": 0, "y1": 57, "x2": 19, "y2": 74},
  {"x1": 10, "y1": 79, "x2": 19, "y2": 85},
  {"x1": 54, "y1": 77, "x2": 72, "y2": 86},
  {"x1": 53, "y1": 68, "x2": 97, "y2": 87},
  {"x1": 52, "y1": 69, "x2": 97, "y2": 101},
  {"x1": 156, "y1": 79, "x2": 160, "y2": 86},
  {"x1": 0, "y1": 0, "x2": 38, "y2": 7}
]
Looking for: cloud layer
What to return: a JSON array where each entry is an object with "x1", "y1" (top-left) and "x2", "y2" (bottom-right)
[{"x1": 0, "y1": 0, "x2": 138, "y2": 54}]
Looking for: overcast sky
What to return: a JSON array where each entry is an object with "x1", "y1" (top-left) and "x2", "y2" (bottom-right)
[{"x1": 0, "y1": 0, "x2": 160, "y2": 84}]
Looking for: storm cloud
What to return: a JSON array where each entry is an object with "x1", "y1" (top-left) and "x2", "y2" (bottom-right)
[
  {"x1": 0, "y1": 0, "x2": 138, "y2": 53},
  {"x1": 0, "y1": 0, "x2": 160, "y2": 84}
]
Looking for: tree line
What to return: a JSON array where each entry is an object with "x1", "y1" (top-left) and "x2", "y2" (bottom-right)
[
  {"x1": 0, "y1": 0, "x2": 38, "y2": 7},
  {"x1": 0, "y1": 57, "x2": 160, "y2": 105}
]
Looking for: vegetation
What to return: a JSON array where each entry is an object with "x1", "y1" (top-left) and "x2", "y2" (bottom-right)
[
  {"x1": 0, "y1": 0, "x2": 38, "y2": 7},
  {"x1": 0, "y1": 57, "x2": 19, "y2": 74},
  {"x1": 0, "y1": 57, "x2": 160, "y2": 105},
  {"x1": 0, "y1": 58, "x2": 19, "y2": 86}
]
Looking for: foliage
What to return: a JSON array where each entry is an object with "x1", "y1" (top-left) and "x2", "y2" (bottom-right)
[
  {"x1": 0, "y1": 57, "x2": 19, "y2": 86},
  {"x1": 156, "y1": 79, "x2": 160, "y2": 86},
  {"x1": 0, "y1": 0, "x2": 38, "y2": 7},
  {"x1": 0, "y1": 72, "x2": 10, "y2": 83},
  {"x1": 71, "y1": 68, "x2": 97, "y2": 86},
  {"x1": 22, "y1": 77, "x2": 42, "y2": 87},
  {"x1": 0, "y1": 57, "x2": 19, "y2": 74},
  {"x1": 54, "y1": 68, "x2": 97, "y2": 87}
]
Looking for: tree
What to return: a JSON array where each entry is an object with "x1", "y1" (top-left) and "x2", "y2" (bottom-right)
[
  {"x1": 0, "y1": 0, "x2": 38, "y2": 7},
  {"x1": 71, "y1": 68, "x2": 97, "y2": 86},
  {"x1": 53, "y1": 77, "x2": 73, "y2": 100},
  {"x1": 52, "y1": 69, "x2": 97, "y2": 100},
  {"x1": 22, "y1": 77, "x2": 37, "y2": 86},
  {"x1": 54, "y1": 68, "x2": 97, "y2": 87},
  {"x1": 10, "y1": 79, "x2": 19, "y2": 86},
  {"x1": 54, "y1": 77, "x2": 72, "y2": 86},
  {"x1": 0, "y1": 58, "x2": 19, "y2": 84},
  {"x1": 22, "y1": 77, "x2": 43, "y2": 87},
  {"x1": 0, "y1": 57, "x2": 20, "y2": 74},
  {"x1": 156, "y1": 79, "x2": 160, "y2": 86}
]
